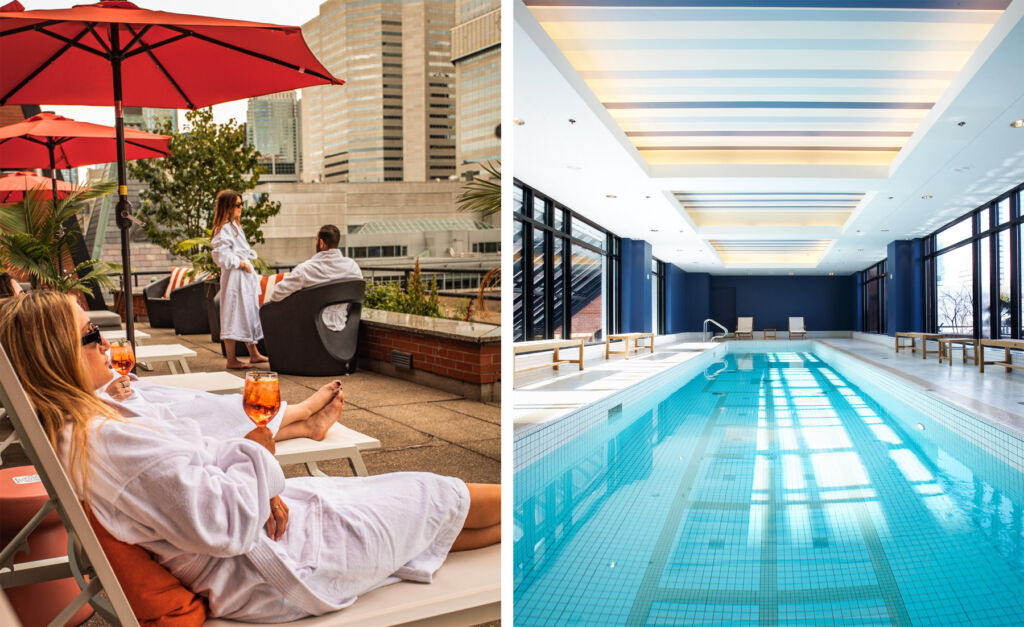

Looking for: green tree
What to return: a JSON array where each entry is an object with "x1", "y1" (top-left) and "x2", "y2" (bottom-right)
[{"x1": 128, "y1": 107, "x2": 281, "y2": 253}]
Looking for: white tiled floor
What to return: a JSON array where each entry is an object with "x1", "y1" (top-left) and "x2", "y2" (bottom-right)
[
  {"x1": 819, "y1": 338, "x2": 1024, "y2": 439},
  {"x1": 512, "y1": 342, "x2": 719, "y2": 433},
  {"x1": 513, "y1": 336, "x2": 1024, "y2": 439}
]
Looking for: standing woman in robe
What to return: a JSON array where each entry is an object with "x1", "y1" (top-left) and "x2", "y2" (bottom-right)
[{"x1": 211, "y1": 190, "x2": 268, "y2": 369}]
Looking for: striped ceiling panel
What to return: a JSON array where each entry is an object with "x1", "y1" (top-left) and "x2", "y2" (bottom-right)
[
  {"x1": 675, "y1": 191, "x2": 864, "y2": 227},
  {"x1": 525, "y1": 0, "x2": 1009, "y2": 168},
  {"x1": 709, "y1": 238, "x2": 833, "y2": 266}
]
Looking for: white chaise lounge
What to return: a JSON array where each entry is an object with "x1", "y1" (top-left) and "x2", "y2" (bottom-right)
[
  {"x1": 789, "y1": 317, "x2": 807, "y2": 339},
  {"x1": 0, "y1": 344, "x2": 500, "y2": 627},
  {"x1": 736, "y1": 317, "x2": 753, "y2": 340}
]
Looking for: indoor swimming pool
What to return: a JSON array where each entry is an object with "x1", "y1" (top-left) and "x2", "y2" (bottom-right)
[{"x1": 513, "y1": 351, "x2": 1024, "y2": 626}]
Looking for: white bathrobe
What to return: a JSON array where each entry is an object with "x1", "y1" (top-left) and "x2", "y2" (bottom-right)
[
  {"x1": 95, "y1": 373, "x2": 287, "y2": 439},
  {"x1": 267, "y1": 249, "x2": 362, "y2": 331},
  {"x1": 212, "y1": 222, "x2": 263, "y2": 343},
  {"x1": 61, "y1": 402, "x2": 469, "y2": 622}
]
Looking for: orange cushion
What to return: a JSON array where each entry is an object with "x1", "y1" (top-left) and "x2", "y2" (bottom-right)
[
  {"x1": 259, "y1": 273, "x2": 287, "y2": 306},
  {"x1": 163, "y1": 267, "x2": 198, "y2": 299},
  {"x1": 85, "y1": 508, "x2": 207, "y2": 627}
]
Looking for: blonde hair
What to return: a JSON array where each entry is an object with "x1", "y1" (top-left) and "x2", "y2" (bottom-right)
[
  {"x1": 211, "y1": 189, "x2": 242, "y2": 238},
  {"x1": 0, "y1": 291, "x2": 117, "y2": 498}
]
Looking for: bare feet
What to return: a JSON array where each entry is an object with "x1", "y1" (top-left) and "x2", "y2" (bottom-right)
[
  {"x1": 249, "y1": 355, "x2": 270, "y2": 364},
  {"x1": 294, "y1": 381, "x2": 342, "y2": 420},
  {"x1": 226, "y1": 360, "x2": 249, "y2": 370},
  {"x1": 306, "y1": 391, "x2": 344, "y2": 441}
]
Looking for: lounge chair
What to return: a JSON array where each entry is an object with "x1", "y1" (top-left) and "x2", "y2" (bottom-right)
[
  {"x1": 0, "y1": 344, "x2": 499, "y2": 626},
  {"x1": 736, "y1": 317, "x2": 753, "y2": 340},
  {"x1": 143, "y1": 268, "x2": 210, "y2": 333},
  {"x1": 789, "y1": 317, "x2": 807, "y2": 339}
]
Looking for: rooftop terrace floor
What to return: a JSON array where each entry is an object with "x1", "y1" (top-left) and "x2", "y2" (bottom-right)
[{"x1": 2, "y1": 320, "x2": 499, "y2": 481}]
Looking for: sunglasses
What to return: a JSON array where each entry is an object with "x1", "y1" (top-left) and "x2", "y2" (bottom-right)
[
  {"x1": 80, "y1": 323, "x2": 103, "y2": 347},
  {"x1": 234, "y1": 201, "x2": 243, "y2": 207}
]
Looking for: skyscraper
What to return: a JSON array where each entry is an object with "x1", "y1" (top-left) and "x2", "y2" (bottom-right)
[
  {"x1": 246, "y1": 91, "x2": 300, "y2": 181},
  {"x1": 300, "y1": 0, "x2": 457, "y2": 183},
  {"x1": 123, "y1": 107, "x2": 177, "y2": 133},
  {"x1": 451, "y1": 0, "x2": 500, "y2": 177}
]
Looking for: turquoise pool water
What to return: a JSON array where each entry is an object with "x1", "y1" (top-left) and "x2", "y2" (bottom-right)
[{"x1": 514, "y1": 352, "x2": 1024, "y2": 626}]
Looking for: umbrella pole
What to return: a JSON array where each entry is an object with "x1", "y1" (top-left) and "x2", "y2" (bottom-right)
[
  {"x1": 110, "y1": 25, "x2": 136, "y2": 352},
  {"x1": 47, "y1": 143, "x2": 63, "y2": 281}
]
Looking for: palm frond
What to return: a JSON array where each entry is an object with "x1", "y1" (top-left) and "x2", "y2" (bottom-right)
[{"x1": 456, "y1": 160, "x2": 501, "y2": 218}]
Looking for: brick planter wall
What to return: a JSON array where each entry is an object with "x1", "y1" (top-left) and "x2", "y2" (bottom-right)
[{"x1": 357, "y1": 309, "x2": 500, "y2": 401}]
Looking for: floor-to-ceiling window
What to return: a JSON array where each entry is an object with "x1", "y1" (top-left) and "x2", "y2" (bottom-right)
[
  {"x1": 926, "y1": 183, "x2": 1023, "y2": 338},
  {"x1": 860, "y1": 260, "x2": 886, "y2": 334},
  {"x1": 514, "y1": 180, "x2": 618, "y2": 342},
  {"x1": 651, "y1": 258, "x2": 663, "y2": 334}
]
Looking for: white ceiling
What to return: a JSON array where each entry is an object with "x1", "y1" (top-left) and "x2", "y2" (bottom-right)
[{"x1": 512, "y1": 0, "x2": 1024, "y2": 274}]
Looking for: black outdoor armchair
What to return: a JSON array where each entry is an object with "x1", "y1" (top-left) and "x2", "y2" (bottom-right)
[
  {"x1": 259, "y1": 278, "x2": 365, "y2": 376},
  {"x1": 143, "y1": 275, "x2": 210, "y2": 334}
]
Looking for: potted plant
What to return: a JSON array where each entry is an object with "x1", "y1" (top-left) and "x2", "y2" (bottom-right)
[{"x1": 0, "y1": 183, "x2": 122, "y2": 300}]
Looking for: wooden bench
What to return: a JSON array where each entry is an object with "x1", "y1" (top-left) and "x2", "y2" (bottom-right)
[
  {"x1": 605, "y1": 332, "x2": 654, "y2": 360},
  {"x1": 894, "y1": 332, "x2": 947, "y2": 359},
  {"x1": 513, "y1": 339, "x2": 585, "y2": 386},
  {"x1": 978, "y1": 339, "x2": 1024, "y2": 373},
  {"x1": 938, "y1": 337, "x2": 978, "y2": 367}
]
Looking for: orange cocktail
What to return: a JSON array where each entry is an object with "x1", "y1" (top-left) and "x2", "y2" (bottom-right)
[
  {"x1": 109, "y1": 340, "x2": 135, "y2": 375},
  {"x1": 243, "y1": 371, "x2": 280, "y2": 427}
]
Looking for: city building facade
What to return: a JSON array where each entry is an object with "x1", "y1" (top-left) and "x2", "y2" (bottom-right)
[
  {"x1": 451, "y1": 0, "x2": 500, "y2": 177},
  {"x1": 300, "y1": 0, "x2": 457, "y2": 184},
  {"x1": 246, "y1": 91, "x2": 301, "y2": 182}
]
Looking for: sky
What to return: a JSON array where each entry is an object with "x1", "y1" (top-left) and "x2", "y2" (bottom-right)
[{"x1": 26, "y1": 0, "x2": 328, "y2": 127}]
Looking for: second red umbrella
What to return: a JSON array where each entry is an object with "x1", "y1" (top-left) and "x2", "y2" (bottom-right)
[{"x1": 0, "y1": 111, "x2": 171, "y2": 201}]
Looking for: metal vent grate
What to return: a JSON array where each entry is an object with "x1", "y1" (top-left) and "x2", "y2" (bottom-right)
[{"x1": 391, "y1": 350, "x2": 412, "y2": 370}]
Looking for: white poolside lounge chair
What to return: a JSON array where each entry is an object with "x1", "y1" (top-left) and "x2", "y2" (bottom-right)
[
  {"x1": 736, "y1": 317, "x2": 753, "y2": 340},
  {"x1": 0, "y1": 344, "x2": 500, "y2": 627},
  {"x1": 789, "y1": 317, "x2": 807, "y2": 339}
]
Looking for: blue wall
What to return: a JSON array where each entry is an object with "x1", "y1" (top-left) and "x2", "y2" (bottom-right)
[
  {"x1": 664, "y1": 264, "x2": 688, "y2": 333},
  {"x1": 685, "y1": 273, "x2": 711, "y2": 332},
  {"x1": 709, "y1": 275, "x2": 856, "y2": 331},
  {"x1": 621, "y1": 239, "x2": 652, "y2": 333},
  {"x1": 885, "y1": 239, "x2": 925, "y2": 334}
]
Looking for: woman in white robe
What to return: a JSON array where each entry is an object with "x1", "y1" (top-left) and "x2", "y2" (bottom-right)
[
  {"x1": 211, "y1": 189, "x2": 268, "y2": 369},
  {"x1": 0, "y1": 291, "x2": 501, "y2": 622}
]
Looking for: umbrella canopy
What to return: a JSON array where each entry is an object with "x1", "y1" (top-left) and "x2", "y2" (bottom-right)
[
  {"x1": 0, "y1": 0, "x2": 343, "y2": 347},
  {"x1": 0, "y1": 170, "x2": 75, "y2": 204},
  {"x1": 0, "y1": 0, "x2": 343, "y2": 108},
  {"x1": 0, "y1": 112, "x2": 170, "y2": 170}
]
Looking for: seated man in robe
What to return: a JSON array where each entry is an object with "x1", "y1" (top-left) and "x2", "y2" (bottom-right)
[{"x1": 266, "y1": 225, "x2": 362, "y2": 331}]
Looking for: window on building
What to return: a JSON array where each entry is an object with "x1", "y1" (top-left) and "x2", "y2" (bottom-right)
[
  {"x1": 926, "y1": 183, "x2": 1022, "y2": 338},
  {"x1": 514, "y1": 181, "x2": 613, "y2": 343}
]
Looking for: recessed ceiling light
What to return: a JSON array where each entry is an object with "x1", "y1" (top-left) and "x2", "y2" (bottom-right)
[
  {"x1": 881, "y1": 229, "x2": 889, "y2": 232},
  {"x1": 605, "y1": 194, "x2": 616, "y2": 199},
  {"x1": 858, "y1": 249, "x2": 864, "y2": 252},
  {"x1": 566, "y1": 164, "x2": 582, "y2": 171},
  {"x1": 1011, "y1": 119, "x2": 1024, "y2": 128},
  {"x1": 887, "y1": 196, "x2": 894, "y2": 200},
  {"x1": 922, "y1": 195, "x2": 933, "y2": 200},
  {"x1": 828, "y1": 272, "x2": 835, "y2": 276},
  {"x1": 954, "y1": 166, "x2": 971, "y2": 172},
  {"x1": 513, "y1": 118, "x2": 525, "y2": 126},
  {"x1": 957, "y1": 121, "x2": 966, "y2": 127},
  {"x1": 650, "y1": 229, "x2": 659, "y2": 232}
]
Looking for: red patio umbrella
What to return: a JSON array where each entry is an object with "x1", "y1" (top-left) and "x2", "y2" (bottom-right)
[
  {"x1": 0, "y1": 170, "x2": 74, "y2": 204},
  {"x1": 0, "y1": 0, "x2": 343, "y2": 346},
  {"x1": 0, "y1": 111, "x2": 170, "y2": 201}
]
